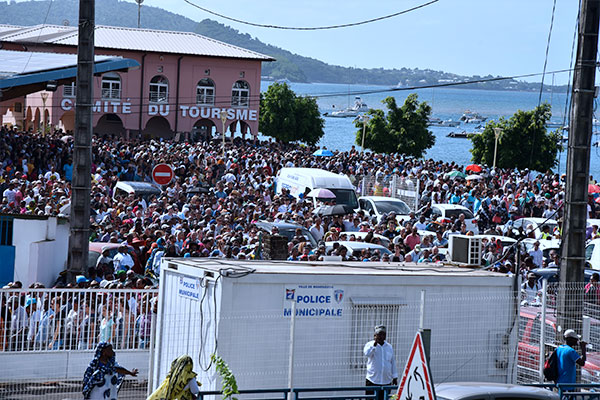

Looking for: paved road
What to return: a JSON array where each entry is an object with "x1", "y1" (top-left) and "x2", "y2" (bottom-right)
[{"x1": 0, "y1": 380, "x2": 148, "y2": 400}]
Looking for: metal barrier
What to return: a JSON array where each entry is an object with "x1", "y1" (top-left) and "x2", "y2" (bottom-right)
[
  {"x1": 0, "y1": 288, "x2": 158, "y2": 352},
  {"x1": 527, "y1": 383, "x2": 600, "y2": 399},
  {"x1": 359, "y1": 174, "x2": 421, "y2": 211},
  {"x1": 197, "y1": 385, "x2": 398, "y2": 400}
]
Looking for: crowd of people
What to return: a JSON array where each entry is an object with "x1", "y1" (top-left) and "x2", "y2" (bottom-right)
[
  {"x1": 2, "y1": 125, "x2": 599, "y2": 352},
  {"x1": 1, "y1": 126, "x2": 584, "y2": 274},
  {"x1": 0, "y1": 280, "x2": 156, "y2": 352}
]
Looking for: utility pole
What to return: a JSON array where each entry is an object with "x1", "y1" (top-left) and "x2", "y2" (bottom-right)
[
  {"x1": 67, "y1": 0, "x2": 95, "y2": 282},
  {"x1": 136, "y1": 0, "x2": 144, "y2": 29},
  {"x1": 558, "y1": 0, "x2": 599, "y2": 334}
]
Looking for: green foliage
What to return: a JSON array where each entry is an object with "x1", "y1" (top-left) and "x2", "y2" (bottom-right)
[
  {"x1": 259, "y1": 83, "x2": 324, "y2": 145},
  {"x1": 470, "y1": 103, "x2": 562, "y2": 171},
  {"x1": 0, "y1": 0, "x2": 567, "y2": 90},
  {"x1": 355, "y1": 94, "x2": 435, "y2": 157},
  {"x1": 211, "y1": 354, "x2": 239, "y2": 400}
]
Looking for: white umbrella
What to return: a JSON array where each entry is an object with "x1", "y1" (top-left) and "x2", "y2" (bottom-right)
[
  {"x1": 307, "y1": 188, "x2": 336, "y2": 199},
  {"x1": 466, "y1": 174, "x2": 483, "y2": 181}
]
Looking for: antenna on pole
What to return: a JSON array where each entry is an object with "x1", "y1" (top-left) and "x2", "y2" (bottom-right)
[{"x1": 136, "y1": 0, "x2": 144, "y2": 29}]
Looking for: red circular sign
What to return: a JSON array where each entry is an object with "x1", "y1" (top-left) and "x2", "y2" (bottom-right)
[{"x1": 152, "y1": 163, "x2": 174, "y2": 185}]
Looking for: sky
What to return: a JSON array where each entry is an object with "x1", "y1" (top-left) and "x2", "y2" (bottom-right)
[{"x1": 129, "y1": 0, "x2": 579, "y2": 84}]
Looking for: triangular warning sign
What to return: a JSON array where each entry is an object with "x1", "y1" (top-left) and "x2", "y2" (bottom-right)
[{"x1": 397, "y1": 331, "x2": 435, "y2": 400}]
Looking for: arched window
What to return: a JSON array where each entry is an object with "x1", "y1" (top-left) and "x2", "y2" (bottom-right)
[
  {"x1": 196, "y1": 78, "x2": 215, "y2": 105},
  {"x1": 149, "y1": 75, "x2": 169, "y2": 103},
  {"x1": 231, "y1": 80, "x2": 250, "y2": 107},
  {"x1": 101, "y1": 72, "x2": 121, "y2": 100}
]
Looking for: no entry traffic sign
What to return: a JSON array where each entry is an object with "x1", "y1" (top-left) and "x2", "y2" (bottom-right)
[{"x1": 152, "y1": 163, "x2": 174, "y2": 186}]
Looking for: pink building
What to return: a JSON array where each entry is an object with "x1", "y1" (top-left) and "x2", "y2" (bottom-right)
[{"x1": 0, "y1": 24, "x2": 274, "y2": 140}]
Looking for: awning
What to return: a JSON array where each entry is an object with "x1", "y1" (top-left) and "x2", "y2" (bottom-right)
[{"x1": 0, "y1": 50, "x2": 139, "y2": 100}]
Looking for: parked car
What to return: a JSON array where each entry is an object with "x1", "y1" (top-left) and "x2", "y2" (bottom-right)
[
  {"x1": 518, "y1": 306, "x2": 600, "y2": 384},
  {"x1": 587, "y1": 238, "x2": 600, "y2": 270},
  {"x1": 112, "y1": 181, "x2": 162, "y2": 201},
  {"x1": 435, "y1": 382, "x2": 558, "y2": 400},
  {"x1": 324, "y1": 241, "x2": 392, "y2": 259},
  {"x1": 503, "y1": 217, "x2": 558, "y2": 238},
  {"x1": 253, "y1": 220, "x2": 317, "y2": 248},
  {"x1": 522, "y1": 238, "x2": 561, "y2": 260},
  {"x1": 357, "y1": 196, "x2": 411, "y2": 224},
  {"x1": 331, "y1": 231, "x2": 391, "y2": 248},
  {"x1": 421, "y1": 204, "x2": 479, "y2": 234},
  {"x1": 88, "y1": 242, "x2": 142, "y2": 273}
]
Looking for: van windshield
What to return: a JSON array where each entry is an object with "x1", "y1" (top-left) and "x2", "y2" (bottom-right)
[{"x1": 330, "y1": 189, "x2": 358, "y2": 209}]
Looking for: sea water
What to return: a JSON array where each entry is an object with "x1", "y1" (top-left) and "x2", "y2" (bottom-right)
[{"x1": 260, "y1": 81, "x2": 600, "y2": 179}]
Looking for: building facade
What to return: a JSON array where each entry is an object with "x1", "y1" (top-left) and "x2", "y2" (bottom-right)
[{"x1": 0, "y1": 24, "x2": 273, "y2": 140}]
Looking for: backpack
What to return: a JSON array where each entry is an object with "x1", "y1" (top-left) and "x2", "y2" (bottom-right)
[{"x1": 543, "y1": 349, "x2": 559, "y2": 382}]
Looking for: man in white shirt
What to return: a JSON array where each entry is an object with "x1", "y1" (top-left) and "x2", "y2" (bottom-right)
[
  {"x1": 528, "y1": 241, "x2": 543, "y2": 267},
  {"x1": 309, "y1": 217, "x2": 325, "y2": 242},
  {"x1": 113, "y1": 245, "x2": 135, "y2": 272},
  {"x1": 364, "y1": 325, "x2": 398, "y2": 400}
]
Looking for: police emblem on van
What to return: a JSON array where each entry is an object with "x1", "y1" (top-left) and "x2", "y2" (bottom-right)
[
  {"x1": 285, "y1": 288, "x2": 295, "y2": 300},
  {"x1": 334, "y1": 289, "x2": 344, "y2": 303}
]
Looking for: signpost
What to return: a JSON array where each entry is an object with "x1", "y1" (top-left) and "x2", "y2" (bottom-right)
[
  {"x1": 152, "y1": 163, "x2": 174, "y2": 186},
  {"x1": 397, "y1": 331, "x2": 435, "y2": 400}
]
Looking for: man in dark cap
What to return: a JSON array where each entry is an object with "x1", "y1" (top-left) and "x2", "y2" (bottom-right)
[{"x1": 363, "y1": 325, "x2": 398, "y2": 400}]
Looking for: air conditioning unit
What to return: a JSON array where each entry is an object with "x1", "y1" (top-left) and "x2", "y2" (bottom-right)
[{"x1": 448, "y1": 234, "x2": 482, "y2": 266}]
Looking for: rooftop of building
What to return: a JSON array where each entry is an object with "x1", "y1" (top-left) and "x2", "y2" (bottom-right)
[
  {"x1": 0, "y1": 24, "x2": 274, "y2": 61},
  {"x1": 164, "y1": 258, "x2": 511, "y2": 279}
]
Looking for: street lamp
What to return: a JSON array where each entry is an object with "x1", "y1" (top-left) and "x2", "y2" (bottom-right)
[
  {"x1": 493, "y1": 127, "x2": 503, "y2": 169},
  {"x1": 220, "y1": 109, "x2": 228, "y2": 158},
  {"x1": 40, "y1": 92, "x2": 49, "y2": 135},
  {"x1": 361, "y1": 114, "x2": 370, "y2": 153}
]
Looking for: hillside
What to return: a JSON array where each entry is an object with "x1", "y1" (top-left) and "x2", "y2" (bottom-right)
[{"x1": 0, "y1": 0, "x2": 563, "y2": 91}]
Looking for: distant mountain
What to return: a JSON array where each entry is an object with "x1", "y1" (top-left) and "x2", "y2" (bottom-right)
[{"x1": 0, "y1": 0, "x2": 565, "y2": 91}]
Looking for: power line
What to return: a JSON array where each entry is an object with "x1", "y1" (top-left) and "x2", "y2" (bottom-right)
[
  {"x1": 308, "y1": 67, "x2": 575, "y2": 99},
  {"x1": 538, "y1": 0, "x2": 558, "y2": 106},
  {"x1": 182, "y1": 0, "x2": 439, "y2": 30},
  {"x1": 20, "y1": 66, "x2": 577, "y2": 115}
]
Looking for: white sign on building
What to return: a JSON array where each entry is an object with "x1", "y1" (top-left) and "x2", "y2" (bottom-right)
[
  {"x1": 177, "y1": 276, "x2": 201, "y2": 301},
  {"x1": 283, "y1": 284, "x2": 344, "y2": 318}
]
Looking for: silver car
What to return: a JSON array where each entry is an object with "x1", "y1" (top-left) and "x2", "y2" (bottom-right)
[{"x1": 435, "y1": 382, "x2": 558, "y2": 400}]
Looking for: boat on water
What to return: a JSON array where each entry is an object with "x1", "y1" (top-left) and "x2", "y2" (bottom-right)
[
  {"x1": 429, "y1": 118, "x2": 461, "y2": 127},
  {"x1": 460, "y1": 110, "x2": 487, "y2": 124},
  {"x1": 447, "y1": 131, "x2": 481, "y2": 138},
  {"x1": 327, "y1": 96, "x2": 369, "y2": 118}
]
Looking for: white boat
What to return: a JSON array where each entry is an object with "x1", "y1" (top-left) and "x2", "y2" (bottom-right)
[
  {"x1": 429, "y1": 119, "x2": 461, "y2": 127},
  {"x1": 329, "y1": 96, "x2": 369, "y2": 118},
  {"x1": 460, "y1": 110, "x2": 487, "y2": 123}
]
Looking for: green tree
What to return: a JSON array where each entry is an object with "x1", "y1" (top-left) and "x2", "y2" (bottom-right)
[
  {"x1": 259, "y1": 83, "x2": 324, "y2": 145},
  {"x1": 355, "y1": 94, "x2": 435, "y2": 157},
  {"x1": 470, "y1": 103, "x2": 561, "y2": 171}
]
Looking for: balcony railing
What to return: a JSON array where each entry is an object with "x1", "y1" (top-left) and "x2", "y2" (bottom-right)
[
  {"x1": 101, "y1": 88, "x2": 121, "y2": 100},
  {"x1": 231, "y1": 95, "x2": 249, "y2": 107},
  {"x1": 196, "y1": 94, "x2": 215, "y2": 105},
  {"x1": 149, "y1": 91, "x2": 168, "y2": 103}
]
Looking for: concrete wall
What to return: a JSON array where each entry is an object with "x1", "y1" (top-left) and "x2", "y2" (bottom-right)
[
  {"x1": 0, "y1": 350, "x2": 149, "y2": 382},
  {"x1": 12, "y1": 216, "x2": 69, "y2": 286}
]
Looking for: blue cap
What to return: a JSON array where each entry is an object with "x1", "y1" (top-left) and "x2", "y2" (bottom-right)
[
  {"x1": 76, "y1": 275, "x2": 88, "y2": 284},
  {"x1": 25, "y1": 297, "x2": 37, "y2": 307}
]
